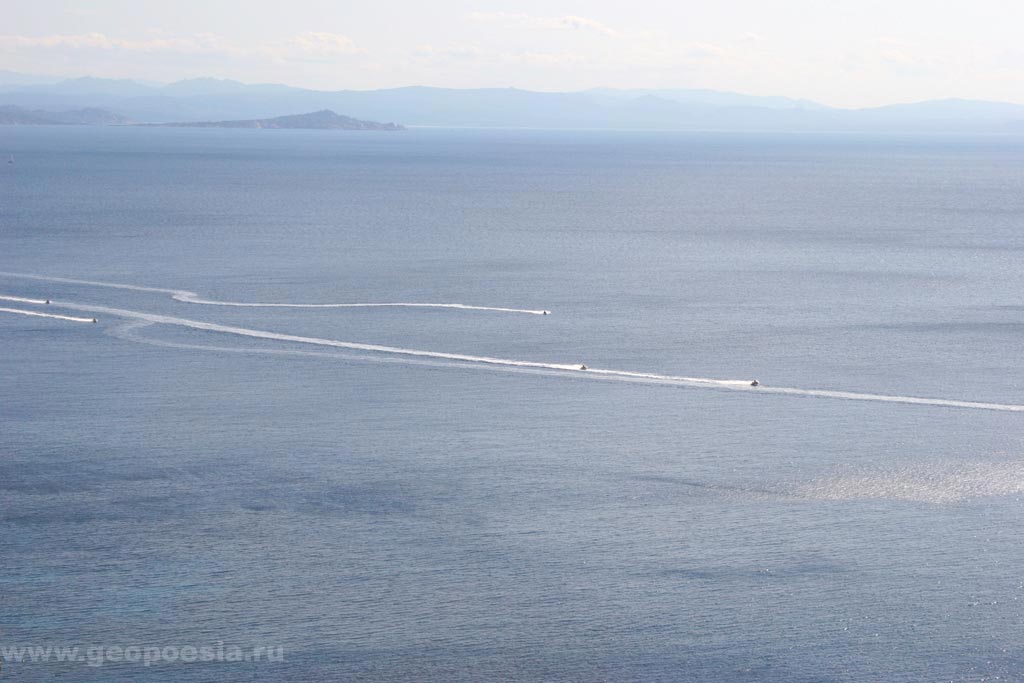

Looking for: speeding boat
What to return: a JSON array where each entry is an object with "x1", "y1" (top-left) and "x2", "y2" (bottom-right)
[
  {"x1": 579, "y1": 364, "x2": 588, "y2": 370},
  {"x1": 750, "y1": 380, "x2": 760, "y2": 387}
]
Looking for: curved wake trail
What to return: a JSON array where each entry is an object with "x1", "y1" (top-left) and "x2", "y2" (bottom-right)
[
  {"x1": 0, "y1": 306, "x2": 96, "y2": 323},
  {"x1": 0, "y1": 272, "x2": 550, "y2": 315},
  {"x1": 33, "y1": 298, "x2": 1024, "y2": 413}
]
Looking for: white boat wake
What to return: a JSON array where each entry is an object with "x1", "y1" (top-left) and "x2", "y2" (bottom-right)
[
  {"x1": 2, "y1": 272, "x2": 1023, "y2": 413},
  {"x1": 107, "y1": 319, "x2": 754, "y2": 388},
  {"x1": 0, "y1": 294, "x2": 50, "y2": 305},
  {"x1": 0, "y1": 271, "x2": 550, "y2": 315},
  {"x1": 0, "y1": 306, "x2": 95, "y2": 323}
]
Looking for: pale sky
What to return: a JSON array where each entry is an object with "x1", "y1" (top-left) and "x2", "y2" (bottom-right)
[{"x1": 3, "y1": 0, "x2": 1023, "y2": 107}]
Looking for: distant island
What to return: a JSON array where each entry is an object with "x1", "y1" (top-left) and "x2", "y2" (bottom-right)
[{"x1": 154, "y1": 109, "x2": 403, "y2": 131}]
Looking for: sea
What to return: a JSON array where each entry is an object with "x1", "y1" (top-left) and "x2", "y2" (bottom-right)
[{"x1": 1, "y1": 126, "x2": 1023, "y2": 682}]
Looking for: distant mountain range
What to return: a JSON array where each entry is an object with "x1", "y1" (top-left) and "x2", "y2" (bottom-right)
[
  {"x1": 2, "y1": 73, "x2": 1023, "y2": 132},
  {"x1": 152, "y1": 109, "x2": 403, "y2": 130}
]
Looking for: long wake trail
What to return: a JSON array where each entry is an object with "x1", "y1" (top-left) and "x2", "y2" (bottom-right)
[
  {"x1": 0, "y1": 271, "x2": 550, "y2": 315},
  {"x1": 19, "y1": 298, "x2": 1024, "y2": 412},
  {"x1": 0, "y1": 306, "x2": 96, "y2": 323},
  {"x1": 3, "y1": 273, "x2": 1023, "y2": 413}
]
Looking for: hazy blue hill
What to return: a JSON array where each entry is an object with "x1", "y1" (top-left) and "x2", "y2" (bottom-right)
[
  {"x1": 0, "y1": 105, "x2": 62, "y2": 124},
  {"x1": 0, "y1": 104, "x2": 133, "y2": 125},
  {"x1": 585, "y1": 87, "x2": 828, "y2": 110},
  {"x1": 155, "y1": 108, "x2": 403, "y2": 130},
  {"x1": 159, "y1": 77, "x2": 249, "y2": 96},
  {"x1": 857, "y1": 97, "x2": 1024, "y2": 121},
  {"x1": 50, "y1": 107, "x2": 135, "y2": 125},
  {"x1": 43, "y1": 77, "x2": 157, "y2": 96},
  {"x1": 337, "y1": 87, "x2": 619, "y2": 127},
  {"x1": 159, "y1": 77, "x2": 301, "y2": 97}
]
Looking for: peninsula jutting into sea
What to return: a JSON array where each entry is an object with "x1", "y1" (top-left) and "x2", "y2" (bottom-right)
[{"x1": 152, "y1": 109, "x2": 404, "y2": 130}]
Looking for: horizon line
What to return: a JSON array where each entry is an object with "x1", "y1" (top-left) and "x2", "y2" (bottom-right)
[{"x1": 4, "y1": 71, "x2": 1024, "y2": 111}]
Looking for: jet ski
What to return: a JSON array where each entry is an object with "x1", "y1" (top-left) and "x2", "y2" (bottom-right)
[
  {"x1": 579, "y1": 364, "x2": 588, "y2": 370},
  {"x1": 750, "y1": 380, "x2": 759, "y2": 387}
]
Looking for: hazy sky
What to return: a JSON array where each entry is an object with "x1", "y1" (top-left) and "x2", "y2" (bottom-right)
[{"x1": 4, "y1": 1, "x2": 1023, "y2": 107}]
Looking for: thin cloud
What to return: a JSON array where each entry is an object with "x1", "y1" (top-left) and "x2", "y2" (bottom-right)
[
  {"x1": 471, "y1": 12, "x2": 621, "y2": 38},
  {"x1": 0, "y1": 31, "x2": 366, "y2": 64},
  {"x1": 512, "y1": 51, "x2": 589, "y2": 66},
  {"x1": 686, "y1": 43, "x2": 729, "y2": 59},
  {"x1": 287, "y1": 32, "x2": 363, "y2": 56},
  {"x1": 415, "y1": 44, "x2": 487, "y2": 60},
  {"x1": 416, "y1": 44, "x2": 586, "y2": 67},
  {"x1": 0, "y1": 32, "x2": 238, "y2": 55}
]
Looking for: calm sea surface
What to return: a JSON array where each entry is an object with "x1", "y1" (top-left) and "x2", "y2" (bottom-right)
[{"x1": 1, "y1": 126, "x2": 1023, "y2": 681}]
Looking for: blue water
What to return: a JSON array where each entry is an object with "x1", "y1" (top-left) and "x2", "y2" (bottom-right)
[{"x1": 2, "y1": 126, "x2": 1023, "y2": 681}]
